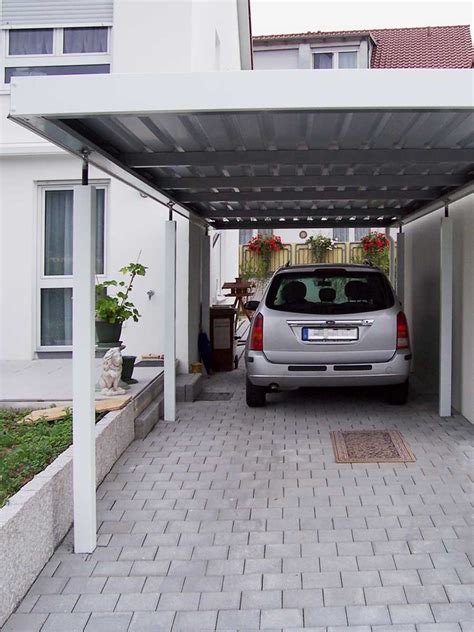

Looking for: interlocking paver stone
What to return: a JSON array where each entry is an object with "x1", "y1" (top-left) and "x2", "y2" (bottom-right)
[{"x1": 5, "y1": 367, "x2": 474, "y2": 631}]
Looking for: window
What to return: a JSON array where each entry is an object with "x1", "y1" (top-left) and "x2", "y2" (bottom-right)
[
  {"x1": 39, "y1": 186, "x2": 106, "y2": 349},
  {"x1": 355, "y1": 227, "x2": 371, "y2": 241},
  {"x1": 63, "y1": 27, "x2": 108, "y2": 54},
  {"x1": 333, "y1": 227, "x2": 349, "y2": 242},
  {"x1": 266, "y1": 269, "x2": 394, "y2": 315},
  {"x1": 9, "y1": 29, "x2": 53, "y2": 55},
  {"x1": 5, "y1": 64, "x2": 110, "y2": 83},
  {"x1": 5, "y1": 26, "x2": 110, "y2": 85},
  {"x1": 314, "y1": 52, "x2": 333, "y2": 69},
  {"x1": 313, "y1": 50, "x2": 358, "y2": 69},
  {"x1": 239, "y1": 229, "x2": 253, "y2": 245}
]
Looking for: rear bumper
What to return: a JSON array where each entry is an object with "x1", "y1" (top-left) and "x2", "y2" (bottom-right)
[{"x1": 246, "y1": 351, "x2": 410, "y2": 389}]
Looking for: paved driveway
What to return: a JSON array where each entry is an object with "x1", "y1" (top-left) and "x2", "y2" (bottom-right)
[{"x1": 6, "y1": 369, "x2": 473, "y2": 631}]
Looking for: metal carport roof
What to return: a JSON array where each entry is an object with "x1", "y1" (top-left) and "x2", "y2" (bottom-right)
[{"x1": 9, "y1": 68, "x2": 474, "y2": 230}]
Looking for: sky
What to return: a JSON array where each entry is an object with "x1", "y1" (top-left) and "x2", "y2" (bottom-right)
[{"x1": 250, "y1": 0, "x2": 473, "y2": 36}]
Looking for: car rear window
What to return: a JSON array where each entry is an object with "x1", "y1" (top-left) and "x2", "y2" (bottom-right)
[{"x1": 265, "y1": 268, "x2": 394, "y2": 314}]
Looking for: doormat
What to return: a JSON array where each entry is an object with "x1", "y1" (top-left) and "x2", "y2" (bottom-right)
[
  {"x1": 196, "y1": 391, "x2": 233, "y2": 401},
  {"x1": 330, "y1": 429, "x2": 415, "y2": 463},
  {"x1": 135, "y1": 360, "x2": 164, "y2": 367}
]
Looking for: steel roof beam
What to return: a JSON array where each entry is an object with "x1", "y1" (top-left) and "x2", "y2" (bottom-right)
[
  {"x1": 176, "y1": 190, "x2": 437, "y2": 203},
  {"x1": 212, "y1": 219, "x2": 394, "y2": 230},
  {"x1": 158, "y1": 174, "x2": 467, "y2": 189},
  {"x1": 123, "y1": 148, "x2": 473, "y2": 168},
  {"x1": 203, "y1": 208, "x2": 401, "y2": 219}
]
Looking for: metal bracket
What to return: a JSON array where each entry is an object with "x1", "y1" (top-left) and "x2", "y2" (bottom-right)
[
  {"x1": 81, "y1": 148, "x2": 91, "y2": 186},
  {"x1": 166, "y1": 200, "x2": 175, "y2": 221}
]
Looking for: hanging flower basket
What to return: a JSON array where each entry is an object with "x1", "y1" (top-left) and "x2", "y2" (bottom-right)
[{"x1": 247, "y1": 234, "x2": 285, "y2": 276}]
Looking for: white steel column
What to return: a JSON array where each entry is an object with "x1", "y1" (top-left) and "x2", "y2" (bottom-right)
[
  {"x1": 201, "y1": 231, "x2": 211, "y2": 337},
  {"x1": 396, "y1": 230, "x2": 405, "y2": 305},
  {"x1": 385, "y1": 227, "x2": 396, "y2": 286},
  {"x1": 164, "y1": 219, "x2": 177, "y2": 421},
  {"x1": 72, "y1": 185, "x2": 97, "y2": 553},
  {"x1": 439, "y1": 212, "x2": 453, "y2": 417}
]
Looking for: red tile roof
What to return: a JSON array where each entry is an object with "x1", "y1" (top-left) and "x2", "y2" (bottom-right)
[{"x1": 253, "y1": 25, "x2": 473, "y2": 68}]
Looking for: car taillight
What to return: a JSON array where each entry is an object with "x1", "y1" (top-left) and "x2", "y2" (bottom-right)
[
  {"x1": 397, "y1": 311, "x2": 410, "y2": 350},
  {"x1": 250, "y1": 313, "x2": 264, "y2": 351}
]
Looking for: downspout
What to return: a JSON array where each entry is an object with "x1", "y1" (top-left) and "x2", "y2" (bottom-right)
[{"x1": 236, "y1": 0, "x2": 253, "y2": 70}]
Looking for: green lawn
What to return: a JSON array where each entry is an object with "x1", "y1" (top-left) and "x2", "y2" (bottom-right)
[{"x1": 0, "y1": 409, "x2": 73, "y2": 508}]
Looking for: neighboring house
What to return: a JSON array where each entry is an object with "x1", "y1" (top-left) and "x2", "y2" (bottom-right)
[
  {"x1": 0, "y1": 0, "x2": 251, "y2": 367},
  {"x1": 234, "y1": 25, "x2": 473, "y2": 246}
]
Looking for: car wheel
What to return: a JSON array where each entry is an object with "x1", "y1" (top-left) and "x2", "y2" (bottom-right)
[
  {"x1": 246, "y1": 377, "x2": 266, "y2": 407},
  {"x1": 386, "y1": 379, "x2": 409, "y2": 405}
]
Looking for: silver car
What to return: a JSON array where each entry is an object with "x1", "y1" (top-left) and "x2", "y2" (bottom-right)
[{"x1": 245, "y1": 264, "x2": 411, "y2": 407}]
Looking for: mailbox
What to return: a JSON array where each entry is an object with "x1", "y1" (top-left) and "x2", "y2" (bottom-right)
[{"x1": 210, "y1": 306, "x2": 237, "y2": 371}]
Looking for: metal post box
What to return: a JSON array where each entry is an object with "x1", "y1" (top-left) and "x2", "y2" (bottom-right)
[{"x1": 210, "y1": 306, "x2": 237, "y2": 371}]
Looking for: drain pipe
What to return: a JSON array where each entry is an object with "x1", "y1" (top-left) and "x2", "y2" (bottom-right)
[{"x1": 385, "y1": 227, "x2": 396, "y2": 286}]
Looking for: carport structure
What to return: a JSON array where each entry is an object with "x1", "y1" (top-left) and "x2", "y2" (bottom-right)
[{"x1": 9, "y1": 68, "x2": 474, "y2": 553}]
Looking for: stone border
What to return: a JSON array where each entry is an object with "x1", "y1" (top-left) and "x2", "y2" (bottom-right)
[{"x1": 0, "y1": 373, "x2": 163, "y2": 627}]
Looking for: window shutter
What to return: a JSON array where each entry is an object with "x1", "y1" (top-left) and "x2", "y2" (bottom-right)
[{"x1": 1, "y1": 1, "x2": 113, "y2": 26}]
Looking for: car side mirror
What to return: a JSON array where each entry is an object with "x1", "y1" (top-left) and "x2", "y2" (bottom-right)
[{"x1": 245, "y1": 300, "x2": 259, "y2": 312}]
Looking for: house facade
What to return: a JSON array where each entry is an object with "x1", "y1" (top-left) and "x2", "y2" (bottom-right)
[{"x1": 0, "y1": 0, "x2": 251, "y2": 368}]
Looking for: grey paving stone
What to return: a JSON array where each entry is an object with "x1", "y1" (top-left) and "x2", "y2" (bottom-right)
[
  {"x1": 115, "y1": 592, "x2": 159, "y2": 611},
  {"x1": 242, "y1": 589, "x2": 282, "y2": 609},
  {"x1": 92, "y1": 561, "x2": 132, "y2": 577},
  {"x1": 32, "y1": 594, "x2": 79, "y2": 613},
  {"x1": 365, "y1": 586, "x2": 407, "y2": 605},
  {"x1": 261, "y1": 608, "x2": 303, "y2": 628},
  {"x1": 103, "y1": 576, "x2": 145, "y2": 593},
  {"x1": 431, "y1": 603, "x2": 474, "y2": 622},
  {"x1": 341, "y1": 570, "x2": 381, "y2": 587},
  {"x1": 404, "y1": 585, "x2": 448, "y2": 604},
  {"x1": 157, "y1": 591, "x2": 200, "y2": 610},
  {"x1": 142, "y1": 576, "x2": 184, "y2": 593},
  {"x1": 444, "y1": 584, "x2": 474, "y2": 603},
  {"x1": 303, "y1": 571, "x2": 342, "y2": 589},
  {"x1": 40, "y1": 613, "x2": 90, "y2": 632},
  {"x1": 63, "y1": 577, "x2": 107, "y2": 594},
  {"x1": 200, "y1": 590, "x2": 241, "y2": 610},
  {"x1": 417, "y1": 625, "x2": 462, "y2": 632},
  {"x1": 27, "y1": 577, "x2": 68, "y2": 596},
  {"x1": 84, "y1": 613, "x2": 132, "y2": 631},
  {"x1": 182, "y1": 575, "x2": 223, "y2": 593},
  {"x1": 283, "y1": 588, "x2": 322, "y2": 608},
  {"x1": 2, "y1": 613, "x2": 48, "y2": 632},
  {"x1": 304, "y1": 606, "x2": 347, "y2": 626},
  {"x1": 216, "y1": 608, "x2": 260, "y2": 630},
  {"x1": 389, "y1": 604, "x2": 435, "y2": 624},
  {"x1": 324, "y1": 587, "x2": 365, "y2": 606},
  {"x1": 128, "y1": 611, "x2": 176, "y2": 632},
  {"x1": 381, "y1": 569, "x2": 421, "y2": 586},
  {"x1": 223, "y1": 572, "x2": 262, "y2": 592},
  {"x1": 347, "y1": 605, "x2": 391, "y2": 625},
  {"x1": 419, "y1": 569, "x2": 461, "y2": 586},
  {"x1": 74, "y1": 593, "x2": 119, "y2": 612}
]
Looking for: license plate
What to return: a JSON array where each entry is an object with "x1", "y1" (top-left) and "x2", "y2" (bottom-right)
[{"x1": 302, "y1": 327, "x2": 359, "y2": 342}]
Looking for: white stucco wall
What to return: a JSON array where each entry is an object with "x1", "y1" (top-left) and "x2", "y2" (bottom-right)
[
  {"x1": 0, "y1": 0, "x2": 244, "y2": 367},
  {"x1": 404, "y1": 195, "x2": 474, "y2": 423}
]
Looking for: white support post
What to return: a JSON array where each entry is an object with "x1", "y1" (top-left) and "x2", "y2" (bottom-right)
[
  {"x1": 201, "y1": 232, "x2": 211, "y2": 337},
  {"x1": 164, "y1": 219, "x2": 177, "y2": 421},
  {"x1": 72, "y1": 185, "x2": 97, "y2": 553},
  {"x1": 439, "y1": 213, "x2": 453, "y2": 417},
  {"x1": 396, "y1": 230, "x2": 405, "y2": 305},
  {"x1": 385, "y1": 227, "x2": 396, "y2": 286}
]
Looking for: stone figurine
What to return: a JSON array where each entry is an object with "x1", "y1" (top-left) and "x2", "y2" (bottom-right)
[{"x1": 98, "y1": 348, "x2": 126, "y2": 396}]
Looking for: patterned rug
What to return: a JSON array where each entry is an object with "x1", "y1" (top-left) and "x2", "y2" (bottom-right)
[{"x1": 330, "y1": 429, "x2": 416, "y2": 463}]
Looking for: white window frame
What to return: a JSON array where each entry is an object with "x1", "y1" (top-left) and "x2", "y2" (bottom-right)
[
  {"x1": 312, "y1": 46, "x2": 359, "y2": 69},
  {"x1": 36, "y1": 180, "x2": 109, "y2": 352},
  {"x1": 3, "y1": 25, "x2": 111, "y2": 87}
]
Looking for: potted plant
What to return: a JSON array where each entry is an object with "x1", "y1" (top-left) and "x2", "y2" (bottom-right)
[
  {"x1": 95, "y1": 262, "x2": 147, "y2": 345},
  {"x1": 305, "y1": 234, "x2": 336, "y2": 263}
]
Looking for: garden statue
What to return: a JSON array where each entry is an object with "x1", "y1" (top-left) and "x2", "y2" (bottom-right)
[{"x1": 98, "y1": 348, "x2": 126, "y2": 396}]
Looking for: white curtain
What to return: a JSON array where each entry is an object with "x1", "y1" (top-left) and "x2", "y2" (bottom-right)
[
  {"x1": 9, "y1": 29, "x2": 53, "y2": 55},
  {"x1": 63, "y1": 27, "x2": 107, "y2": 53},
  {"x1": 339, "y1": 52, "x2": 358, "y2": 68},
  {"x1": 314, "y1": 53, "x2": 333, "y2": 69}
]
